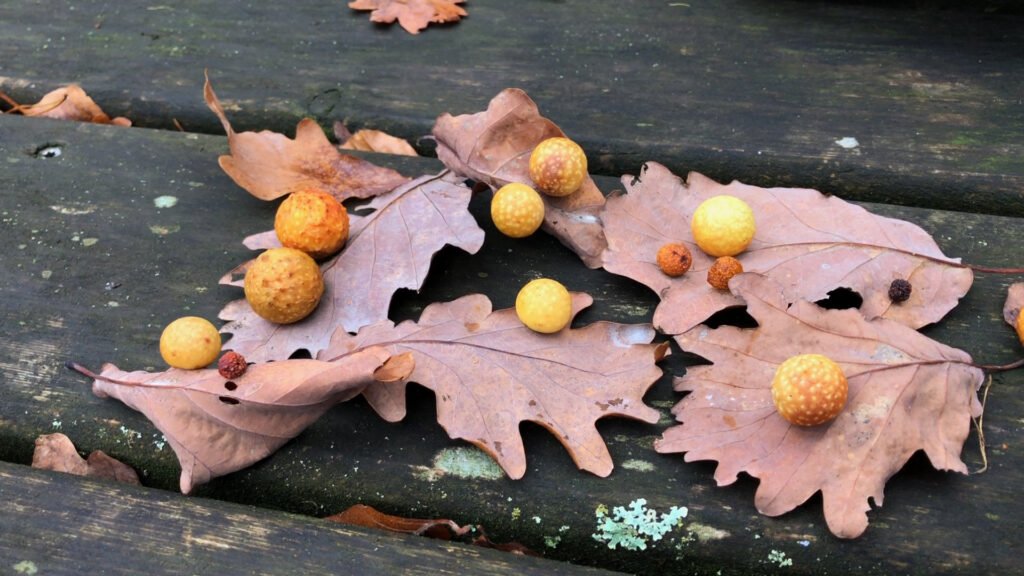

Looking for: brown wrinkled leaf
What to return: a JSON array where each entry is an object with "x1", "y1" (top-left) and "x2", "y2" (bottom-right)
[
  {"x1": 74, "y1": 348, "x2": 413, "y2": 494},
  {"x1": 32, "y1": 433, "x2": 140, "y2": 485},
  {"x1": 348, "y1": 0, "x2": 467, "y2": 35},
  {"x1": 327, "y1": 504, "x2": 537, "y2": 555},
  {"x1": 1002, "y1": 282, "x2": 1024, "y2": 329},
  {"x1": 433, "y1": 88, "x2": 607, "y2": 268},
  {"x1": 204, "y1": 74, "x2": 408, "y2": 202},
  {"x1": 220, "y1": 171, "x2": 485, "y2": 361},
  {"x1": 335, "y1": 122, "x2": 419, "y2": 157},
  {"x1": 326, "y1": 293, "x2": 666, "y2": 479},
  {"x1": 3, "y1": 85, "x2": 131, "y2": 126},
  {"x1": 656, "y1": 274, "x2": 984, "y2": 539},
  {"x1": 602, "y1": 163, "x2": 973, "y2": 334}
]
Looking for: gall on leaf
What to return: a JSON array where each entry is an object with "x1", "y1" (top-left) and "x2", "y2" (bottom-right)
[
  {"x1": 32, "y1": 433, "x2": 140, "y2": 485},
  {"x1": 1002, "y1": 282, "x2": 1024, "y2": 332},
  {"x1": 348, "y1": 0, "x2": 467, "y2": 35},
  {"x1": 71, "y1": 349, "x2": 413, "y2": 494},
  {"x1": 601, "y1": 162, "x2": 973, "y2": 334},
  {"x1": 656, "y1": 274, "x2": 984, "y2": 539},
  {"x1": 3, "y1": 84, "x2": 131, "y2": 126},
  {"x1": 203, "y1": 74, "x2": 408, "y2": 202},
  {"x1": 219, "y1": 171, "x2": 485, "y2": 362},
  {"x1": 433, "y1": 89, "x2": 607, "y2": 268},
  {"x1": 325, "y1": 293, "x2": 667, "y2": 479}
]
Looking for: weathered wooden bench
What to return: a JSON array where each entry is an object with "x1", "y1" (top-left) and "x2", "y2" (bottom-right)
[{"x1": 1, "y1": 1, "x2": 1022, "y2": 574}]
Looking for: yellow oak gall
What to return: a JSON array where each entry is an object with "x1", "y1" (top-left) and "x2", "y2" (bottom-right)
[
  {"x1": 528, "y1": 137, "x2": 587, "y2": 197},
  {"x1": 275, "y1": 189, "x2": 350, "y2": 260},
  {"x1": 771, "y1": 354, "x2": 848, "y2": 426}
]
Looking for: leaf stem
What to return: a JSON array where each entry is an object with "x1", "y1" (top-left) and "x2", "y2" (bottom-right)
[
  {"x1": 65, "y1": 361, "x2": 150, "y2": 388},
  {"x1": 966, "y1": 264, "x2": 1024, "y2": 274},
  {"x1": 971, "y1": 375, "x2": 992, "y2": 475},
  {"x1": 972, "y1": 358, "x2": 1024, "y2": 372}
]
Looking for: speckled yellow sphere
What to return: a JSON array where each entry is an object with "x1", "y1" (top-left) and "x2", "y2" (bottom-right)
[
  {"x1": 691, "y1": 195, "x2": 756, "y2": 257},
  {"x1": 771, "y1": 354, "x2": 848, "y2": 427},
  {"x1": 491, "y1": 183, "x2": 545, "y2": 238},
  {"x1": 275, "y1": 189, "x2": 349, "y2": 260},
  {"x1": 244, "y1": 247, "x2": 324, "y2": 324},
  {"x1": 515, "y1": 278, "x2": 572, "y2": 334},
  {"x1": 159, "y1": 316, "x2": 222, "y2": 369},
  {"x1": 528, "y1": 137, "x2": 587, "y2": 197}
]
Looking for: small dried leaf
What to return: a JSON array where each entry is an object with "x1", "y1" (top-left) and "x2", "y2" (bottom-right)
[
  {"x1": 32, "y1": 433, "x2": 140, "y2": 485},
  {"x1": 656, "y1": 274, "x2": 984, "y2": 538},
  {"x1": 9, "y1": 85, "x2": 130, "y2": 126},
  {"x1": 326, "y1": 293, "x2": 665, "y2": 479},
  {"x1": 220, "y1": 171, "x2": 485, "y2": 361},
  {"x1": 204, "y1": 74, "x2": 408, "y2": 202},
  {"x1": 335, "y1": 122, "x2": 419, "y2": 157},
  {"x1": 601, "y1": 163, "x2": 973, "y2": 334},
  {"x1": 1002, "y1": 282, "x2": 1024, "y2": 328},
  {"x1": 348, "y1": 0, "x2": 467, "y2": 35},
  {"x1": 78, "y1": 348, "x2": 411, "y2": 493},
  {"x1": 433, "y1": 89, "x2": 606, "y2": 267}
]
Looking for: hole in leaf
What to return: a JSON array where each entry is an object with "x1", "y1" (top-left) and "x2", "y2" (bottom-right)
[
  {"x1": 816, "y1": 287, "x2": 863, "y2": 310},
  {"x1": 288, "y1": 349, "x2": 312, "y2": 360},
  {"x1": 224, "y1": 381, "x2": 238, "y2": 391},
  {"x1": 218, "y1": 396, "x2": 240, "y2": 405},
  {"x1": 34, "y1": 144, "x2": 63, "y2": 159},
  {"x1": 702, "y1": 306, "x2": 758, "y2": 329}
]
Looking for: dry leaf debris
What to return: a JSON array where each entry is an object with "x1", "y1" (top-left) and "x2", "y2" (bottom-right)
[
  {"x1": 656, "y1": 274, "x2": 985, "y2": 538},
  {"x1": 2, "y1": 84, "x2": 130, "y2": 126},
  {"x1": 32, "y1": 433, "x2": 140, "y2": 485},
  {"x1": 348, "y1": 0, "x2": 467, "y2": 35},
  {"x1": 601, "y1": 162, "x2": 974, "y2": 335}
]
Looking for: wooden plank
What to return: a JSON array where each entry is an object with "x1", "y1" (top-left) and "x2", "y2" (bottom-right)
[
  {"x1": 1, "y1": 1, "x2": 1022, "y2": 215},
  {"x1": 1, "y1": 114, "x2": 1022, "y2": 575},
  {"x1": 0, "y1": 462, "x2": 620, "y2": 576}
]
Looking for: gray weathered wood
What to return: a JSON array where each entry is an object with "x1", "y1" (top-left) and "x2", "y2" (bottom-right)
[
  {"x1": 1, "y1": 114, "x2": 1022, "y2": 575},
  {"x1": 0, "y1": 1, "x2": 1021, "y2": 215},
  {"x1": 0, "y1": 461, "x2": 620, "y2": 576}
]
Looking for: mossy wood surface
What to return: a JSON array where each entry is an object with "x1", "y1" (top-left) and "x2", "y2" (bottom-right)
[
  {"x1": 0, "y1": 1, "x2": 1022, "y2": 215},
  {"x1": 1, "y1": 114, "x2": 1022, "y2": 575},
  {"x1": 0, "y1": 462, "x2": 620, "y2": 576}
]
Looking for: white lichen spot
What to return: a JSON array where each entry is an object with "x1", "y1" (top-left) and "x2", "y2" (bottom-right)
[
  {"x1": 686, "y1": 522, "x2": 730, "y2": 542},
  {"x1": 40, "y1": 270, "x2": 52, "y2": 279},
  {"x1": 768, "y1": 549, "x2": 793, "y2": 567},
  {"x1": 533, "y1": 516, "x2": 542, "y2": 524},
  {"x1": 81, "y1": 238, "x2": 98, "y2": 247},
  {"x1": 622, "y1": 459, "x2": 656, "y2": 472},
  {"x1": 50, "y1": 204, "x2": 96, "y2": 215},
  {"x1": 797, "y1": 540, "x2": 811, "y2": 547},
  {"x1": 149, "y1": 224, "x2": 181, "y2": 236},
  {"x1": 511, "y1": 507, "x2": 521, "y2": 521},
  {"x1": 153, "y1": 195, "x2": 179, "y2": 208},
  {"x1": 12, "y1": 561, "x2": 38, "y2": 575},
  {"x1": 835, "y1": 137, "x2": 859, "y2": 149},
  {"x1": 106, "y1": 301, "x2": 120, "y2": 308},
  {"x1": 51, "y1": 419, "x2": 62, "y2": 430},
  {"x1": 592, "y1": 498, "x2": 688, "y2": 551}
]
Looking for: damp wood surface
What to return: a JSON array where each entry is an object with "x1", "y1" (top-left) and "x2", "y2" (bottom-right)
[
  {"x1": 1, "y1": 114, "x2": 1022, "y2": 575},
  {"x1": 0, "y1": 461, "x2": 620, "y2": 576},
  {"x1": 0, "y1": 0, "x2": 1022, "y2": 217}
]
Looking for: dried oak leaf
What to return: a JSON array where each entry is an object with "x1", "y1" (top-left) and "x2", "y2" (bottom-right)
[
  {"x1": 433, "y1": 88, "x2": 607, "y2": 268},
  {"x1": 5, "y1": 85, "x2": 131, "y2": 126},
  {"x1": 220, "y1": 170, "x2": 485, "y2": 361},
  {"x1": 325, "y1": 293, "x2": 666, "y2": 479},
  {"x1": 327, "y1": 504, "x2": 537, "y2": 555},
  {"x1": 1002, "y1": 282, "x2": 1024, "y2": 329},
  {"x1": 335, "y1": 122, "x2": 419, "y2": 157},
  {"x1": 32, "y1": 433, "x2": 140, "y2": 485},
  {"x1": 601, "y1": 163, "x2": 973, "y2": 334},
  {"x1": 204, "y1": 74, "x2": 407, "y2": 202},
  {"x1": 72, "y1": 349, "x2": 413, "y2": 494},
  {"x1": 349, "y1": 0, "x2": 467, "y2": 35},
  {"x1": 656, "y1": 274, "x2": 984, "y2": 539}
]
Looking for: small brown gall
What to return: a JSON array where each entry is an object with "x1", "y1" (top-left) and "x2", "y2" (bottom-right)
[
  {"x1": 218, "y1": 351, "x2": 248, "y2": 379},
  {"x1": 707, "y1": 256, "x2": 743, "y2": 290},
  {"x1": 656, "y1": 243, "x2": 693, "y2": 277}
]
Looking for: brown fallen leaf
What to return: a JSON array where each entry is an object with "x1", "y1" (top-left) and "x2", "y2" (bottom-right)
[
  {"x1": 656, "y1": 274, "x2": 984, "y2": 539},
  {"x1": 348, "y1": 0, "x2": 467, "y2": 35},
  {"x1": 3, "y1": 85, "x2": 131, "y2": 126},
  {"x1": 326, "y1": 504, "x2": 537, "y2": 555},
  {"x1": 1002, "y1": 282, "x2": 1024, "y2": 329},
  {"x1": 601, "y1": 163, "x2": 973, "y2": 334},
  {"x1": 433, "y1": 88, "x2": 607, "y2": 268},
  {"x1": 32, "y1": 432, "x2": 140, "y2": 485},
  {"x1": 335, "y1": 122, "x2": 419, "y2": 157},
  {"x1": 204, "y1": 74, "x2": 408, "y2": 202},
  {"x1": 70, "y1": 349, "x2": 413, "y2": 494},
  {"x1": 220, "y1": 170, "x2": 485, "y2": 361},
  {"x1": 326, "y1": 293, "x2": 667, "y2": 479}
]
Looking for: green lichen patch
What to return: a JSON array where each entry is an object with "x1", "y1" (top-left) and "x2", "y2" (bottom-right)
[
  {"x1": 686, "y1": 522, "x2": 730, "y2": 542},
  {"x1": 621, "y1": 459, "x2": 656, "y2": 472},
  {"x1": 413, "y1": 447, "x2": 504, "y2": 482},
  {"x1": 592, "y1": 498, "x2": 688, "y2": 551}
]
